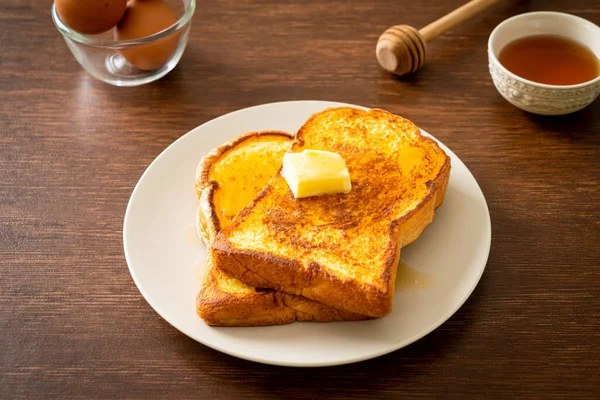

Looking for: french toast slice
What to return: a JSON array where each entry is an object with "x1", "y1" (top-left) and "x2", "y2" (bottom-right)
[
  {"x1": 195, "y1": 131, "x2": 366, "y2": 326},
  {"x1": 212, "y1": 108, "x2": 451, "y2": 317}
]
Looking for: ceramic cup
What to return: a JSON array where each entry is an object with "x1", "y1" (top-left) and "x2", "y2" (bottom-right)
[{"x1": 488, "y1": 12, "x2": 600, "y2": 115}]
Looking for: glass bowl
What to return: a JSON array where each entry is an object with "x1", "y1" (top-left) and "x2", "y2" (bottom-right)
[{"x1": 52, "y1": 0, "x2": 196, "y2": 87}]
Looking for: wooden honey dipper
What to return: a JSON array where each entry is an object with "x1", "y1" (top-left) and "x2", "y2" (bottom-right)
[{"x1": 376, "y1": 0, "x2": 503, "y2": 75}]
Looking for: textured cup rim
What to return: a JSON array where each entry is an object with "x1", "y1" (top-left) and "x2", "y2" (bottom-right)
[{"x1": 488, "y1": 11, "x2": 600, "y2": 90}]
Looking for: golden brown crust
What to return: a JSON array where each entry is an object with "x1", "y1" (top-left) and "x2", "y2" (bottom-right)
[
  {"x1": 196, "y1": 276, "x2": 367, "y2": 326},
  {"x1": 197, "y1": 254, "x2": 367, "y2": 326},
  {"x1": 212, "y1": 107, "x2": 451, "y2": 317},
  {"x1": 196, "y1": 260, "x2": 296, "y2": 327},
  {"x1": 195, "y1": 130, "x2": 367, "y2": 326},
  {"x1": 196, "y1": 130, "x2": 294, "y2": 253},
  {"x1": 281, "y1": 292, "x2": 368, "y2": 322},
  {"x1": 195, "y1": 130, "x2": 292, "y2": 197},
  {"x1": 211, "y1": 246, "x2": 395, "y2": 317}
]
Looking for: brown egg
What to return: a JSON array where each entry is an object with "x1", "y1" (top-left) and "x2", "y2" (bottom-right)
[
  {"x1": 115, "y1": 0, "x2": 181, "y2": 71},
  {"x1": 55, "y1": 0, "x2": 127, "y2": 35}
]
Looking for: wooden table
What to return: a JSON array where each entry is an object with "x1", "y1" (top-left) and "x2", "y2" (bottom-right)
[{"x1": 1, "y1": 0, "x2": 599, "y2": 398}]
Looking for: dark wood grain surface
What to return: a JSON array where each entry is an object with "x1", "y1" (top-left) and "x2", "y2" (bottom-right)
[{"x1": 1, "y1": 0, "x2": 599, "y2": 398}]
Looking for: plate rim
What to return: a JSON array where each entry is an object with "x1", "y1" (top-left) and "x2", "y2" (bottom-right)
[{"x1": 123, "y1": 100, "x2": 492, "y2": 367}]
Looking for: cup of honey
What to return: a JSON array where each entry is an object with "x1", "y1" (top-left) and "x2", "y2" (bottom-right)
[{"x1": 488, "y1": 12, "x2": 600, "y2": 115}]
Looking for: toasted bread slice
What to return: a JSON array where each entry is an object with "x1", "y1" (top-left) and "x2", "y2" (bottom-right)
[
  {"x1": 212, "y1": 108, "x2": 451, "y2": 317},
  {"x1": 195, "y1": 131, "x2": 366, "y2": 326}
]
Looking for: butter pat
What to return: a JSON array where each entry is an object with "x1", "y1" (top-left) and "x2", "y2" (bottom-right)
[{"x1": 281, "y1": 150, "x2": 351, "y2": 199}]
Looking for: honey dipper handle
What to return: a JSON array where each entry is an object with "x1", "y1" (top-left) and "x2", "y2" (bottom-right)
[{"x1": 419, "y1": 0, "x2": 503, "y2": 42}]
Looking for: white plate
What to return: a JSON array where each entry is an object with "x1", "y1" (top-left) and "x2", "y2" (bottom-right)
[{"x1": 123, "y1": 100, "x2": 491, "y2": 367}]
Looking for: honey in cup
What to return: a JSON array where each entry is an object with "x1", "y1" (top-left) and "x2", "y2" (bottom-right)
[{"x1": 498, "y1": 35, "x2": 600, "y2": 86}]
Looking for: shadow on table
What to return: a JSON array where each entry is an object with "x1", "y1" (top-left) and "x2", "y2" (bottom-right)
[
  {"x1": 178, "y1": 278, "x2": 489, "y2": 397},
  {"x1": 522, "y1": 101, "x2": 599, "y2": 140},
  {"x1": 78, "y1": 45, "x2": 248, "y2": 123}
]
